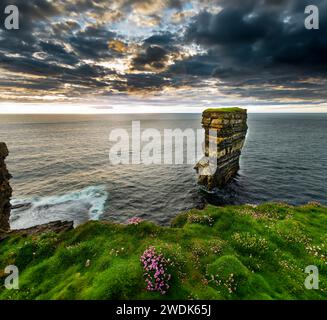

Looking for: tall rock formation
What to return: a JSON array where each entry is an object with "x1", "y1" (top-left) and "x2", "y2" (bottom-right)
[
  {"x1": 195, "y1": 108, "x2": 248, "y2": 191},
  {"x1": 0, "y1": 142, "x2": 12, "y2": 233}
]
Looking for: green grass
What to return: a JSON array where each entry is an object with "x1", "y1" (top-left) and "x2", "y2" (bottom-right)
[
  {"x1": 203, "y1": 107, "x2": 246, "y2": 113},
  {"x1": 0, "y1": 202, "x2": 326, "y2": 300}
]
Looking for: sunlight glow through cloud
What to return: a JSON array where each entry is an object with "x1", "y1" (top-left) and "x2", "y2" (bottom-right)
[{"x1": 0, "y1": 0, "x2": 326, "y2": 113}]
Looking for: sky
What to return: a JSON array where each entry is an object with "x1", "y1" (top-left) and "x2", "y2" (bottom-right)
[{"x1": 0, "y1": 0, "x2": 326, "y2": 113}]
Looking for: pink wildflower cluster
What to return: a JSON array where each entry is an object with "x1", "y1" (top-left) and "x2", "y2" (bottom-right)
[
  {"x1": 140, "y1": 246, "x2": 171, "y2": 295},
  {"x1": 127, "y1": 217, "x2": 144, "y2": 225}
]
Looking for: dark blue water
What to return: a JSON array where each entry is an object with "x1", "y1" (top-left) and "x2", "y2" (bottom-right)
[
  {"x1": 0, "y1": 113, "x2": 326, "y2": 228},
  {"x1": 221, "y1": 113, "x2": 327, "y2": 206}
]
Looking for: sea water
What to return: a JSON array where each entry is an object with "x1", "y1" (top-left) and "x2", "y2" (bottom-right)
[{"x1": 0, "y1": 113, "x2": 326, "y2": 228}]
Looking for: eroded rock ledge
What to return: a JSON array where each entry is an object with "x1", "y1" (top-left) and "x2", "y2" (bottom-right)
[
  {"x1": 195, "y1": 108, "x2": 248, "y2": 190},
  {"x1": 0, "y1": 142, "x2": 12, "y2": 233},
  {"x1": 0, "y1": 220, "x2": 74, "y2": 241}
]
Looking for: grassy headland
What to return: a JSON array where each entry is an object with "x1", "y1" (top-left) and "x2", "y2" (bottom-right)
[
  {"x1": 203, "y1": 107, "x2": 246, "y2": 113},
  {"x1": 0, "y1": 202, "x2": 326, "y2": 300}
]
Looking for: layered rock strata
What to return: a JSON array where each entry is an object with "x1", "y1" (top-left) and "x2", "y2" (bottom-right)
[
  {"x1": 0, "y1": 142, "x2": 12, "y2": 233},
  {"x1": 195, "y1": 108, "x2": 248, "y2": 190}
]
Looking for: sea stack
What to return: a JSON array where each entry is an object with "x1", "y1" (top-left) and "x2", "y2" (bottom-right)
[
  {"x1": 0, "y1": 142, "x2": 12, "y2": 233},
  {"x1": 195, "y1": 108, "x2": 248, "y2": 191}
]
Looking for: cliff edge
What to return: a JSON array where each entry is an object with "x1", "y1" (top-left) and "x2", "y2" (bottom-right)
[{"x1": 0, "y1": 142, "x2": 12, "y2": 233}]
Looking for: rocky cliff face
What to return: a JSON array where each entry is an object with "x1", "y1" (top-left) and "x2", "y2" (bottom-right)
[
  {"x1": 0, "y1": 142, "x2": 12, "y2": 233},
  {"x1": 195, "y1": 108, "x2": 248, "y2": 190}
]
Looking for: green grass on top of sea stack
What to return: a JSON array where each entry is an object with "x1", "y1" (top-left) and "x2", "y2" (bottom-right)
[
  {"x1": 0, "y1": 202, "x2": 326, "y2": 300},
  {"x1": 203, "y1": 107, "x2": 246, "y2": 113}
]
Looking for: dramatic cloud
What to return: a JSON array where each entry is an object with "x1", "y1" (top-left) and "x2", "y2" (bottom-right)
[
  {"x1": 179, "y1": 0, "x2": 327, "y2": 101},
  {"x1": 0, "y1": 0, "x2": 326, "y2": 110}
]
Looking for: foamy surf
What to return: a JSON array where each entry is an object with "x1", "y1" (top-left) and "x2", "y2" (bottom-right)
[{"x1": 10, "y1": 185, "x2": 108, "y2": 230}]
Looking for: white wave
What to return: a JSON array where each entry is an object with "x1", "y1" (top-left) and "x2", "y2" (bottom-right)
[{"x1": 10, "y1": 185, "x2": 108, "y2": 230}]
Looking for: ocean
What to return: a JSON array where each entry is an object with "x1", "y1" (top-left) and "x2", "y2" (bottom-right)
[{"x1": 0, "y1": 113, "x2": 326, "y2": 229}]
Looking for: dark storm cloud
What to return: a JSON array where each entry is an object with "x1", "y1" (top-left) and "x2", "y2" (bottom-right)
[
  {"x1": 185, "y1": 0, "x2": 327, "y2": 68},
  {"x1": 0, "y1": 0, "x2": 60, "y2": 41},
  {"x1": 169, "y1": 55, "x2": 219, "y2": 76},
  {"x1": 0, "y1": 1, "x2": 125, "y2": 97},
  {"x1": 0, "y1": 0, "x2": 60, "y2": 26},
  {"x1": 132, "y1": 45, "x2": 169, "y2": 71},
  {"x1": 0, "y1": 0, "x2": 326, "y2": 103},
  {"x1": 171, "y1": 0, "x2": 327, "y2": 101},
  {"x1": 144, "y1": 33, "x2": 175, "y2": 46},
  {"x1": 39, "y1": 41, "x2": 80, "y2": 65},
  {"x1": 69, "y1": 25, "x2": 117, "y2": 58},
  {"x1": 0, "y1": 0, "x2": 61, "y2": 56},
  {"x1": 0, "y1": 51, "x2": 110, "y2": 80},
  {"x1": 132, "y1": 32, "x2": 181, "y2": 71},
  {"x1": 0, "y1": 0, "x2": 187, "y2": 98}
]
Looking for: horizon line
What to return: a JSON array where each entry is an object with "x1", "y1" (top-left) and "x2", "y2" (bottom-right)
[{"x1": 1, "y1": 111, "x2": 327, "y2": 115}]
